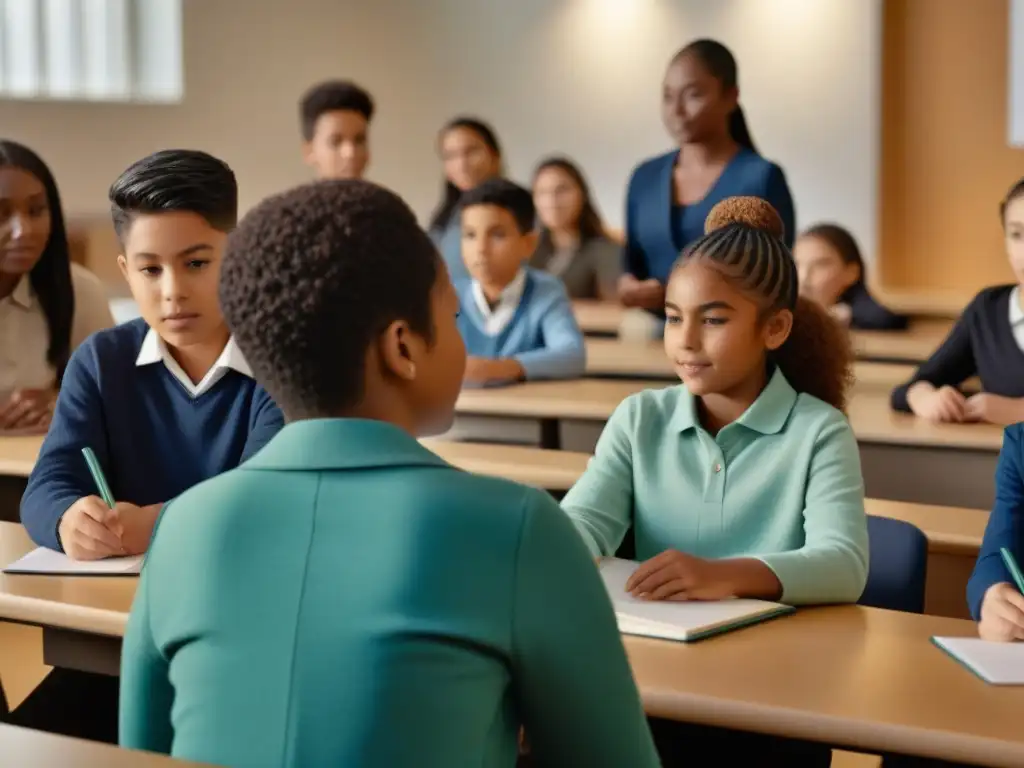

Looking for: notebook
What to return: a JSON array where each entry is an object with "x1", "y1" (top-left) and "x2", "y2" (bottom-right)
[
  {"x1": 3, "y1": 547, "x2": 143, "y2": 576},
  {"x1": 932, "y1": 636, "x2": 1024, "y2": 685},
  {"x1": 598, "y1": 557, "x2": 794, "y2": 642}
]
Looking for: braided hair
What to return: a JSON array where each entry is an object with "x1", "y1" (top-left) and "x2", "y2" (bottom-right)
[{"x1": 675, "y1": 196, "x2": 854, "y2": 412}]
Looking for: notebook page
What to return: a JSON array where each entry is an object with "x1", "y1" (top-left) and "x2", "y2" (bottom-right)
[
  {"x1": 933, "y1": 637, "x2": 1024, "y2": 684},
  {"x1": 3, "y1": 547, "x2": 143, "y2": 576},
  {"x1": 598, "y1": 557, "x2": 789, "y2": 640}
]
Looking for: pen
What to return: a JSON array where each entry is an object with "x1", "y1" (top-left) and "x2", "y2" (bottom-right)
[
  {"x1": 82, "y1": 447, "x2": 115, "y2": 508},
  {"x1": 999, "y1": 547, "x2": 1024, "y2": 594}
]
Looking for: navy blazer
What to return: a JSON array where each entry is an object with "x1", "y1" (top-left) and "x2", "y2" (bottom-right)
[
  {"x1": 967, "y1": 423, "x2": 1024, "y2": 619},
  {"x1": 624, "y1": 148, "x2": 795, "y2": 285}
]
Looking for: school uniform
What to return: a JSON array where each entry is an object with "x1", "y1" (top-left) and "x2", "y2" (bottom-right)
[
  {"x1": 967, "y1": 423, "x2": 1024, "y2": 619},
  {"x1": 561, "y1": 367, "x2": 867, "y2": 766},
  {"x1": 430, "y1": 218, "x2": 471, "y2": 288},
  {"x1": 21, "y1": 317, "x2": 284, "y2": 551},
  {"x1": 625, "y1": 148, "x2": 796, "y2": 289},
  {"x1": 457, "y1": 267, "x2": 586, "y2": 381},
  {"x1": 119, "y1": 418, "x2": 659, "y2": 768},
  {"x1": 891, "y1": 285, "x2": 1024, "y2": 411},
  {"x1": 840, "y1": 282, "x2": 909, "y2": 331},
  {"x1": 529, "y1": 234, "x2": 621, "y2": 300},
  {"x1": 0, "y1": 263, "x2": 114, "y2": 393}
]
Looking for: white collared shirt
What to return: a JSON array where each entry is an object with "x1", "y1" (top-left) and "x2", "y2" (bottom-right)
[
  {"x1": 470, "y1": 269, "x2": 527, "y2": 336},
  {"x1": 1010, "y1": 286, "x2": 1024, "y2": 354},
  {"x1": 135, "y1": 328, "x2": 252, "y2": 397}
]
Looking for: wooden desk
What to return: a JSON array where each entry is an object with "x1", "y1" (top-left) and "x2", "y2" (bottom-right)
[
  {"x1": 0, "y1": 723, "x2": 207, "y2": 766},
  {"x1": 573, "y1": 300, "x2": 623, "y2": 337},
  {"x1": 626, "y1": 606, "x2": 1023, "y2": 766},
  {"x1": 0, "y1": 522, "x2": 1012, "y2": 764}
]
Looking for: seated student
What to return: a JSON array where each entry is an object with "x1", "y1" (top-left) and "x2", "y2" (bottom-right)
[
  {"x1": 794, "y1": 222, "x2": 908, "y2": 331},
  {"x1": 530, "y1": 156, "x2": 621, "y2": 300},
  {"x1": 561, "y1": 197, "x2": 868, "y2": 768},
  {"x1": 299, "y1": 79, "x2": 374, "y2": 181},
  {"x1": 0, "y1": 140, "x2": 114, "y2": 434},
  {"x1": 892, "y1": 177, "x2": 1024, "y2": 425},
  {"x1": 11, "y1": 150, "x2": 284, "y2": 745},
  {"x1": 118, "y1": 179, "x2": 659, "y2": 768},
  {"x1": 457, "y1": 178, "x2": 586, "y2": 386}
]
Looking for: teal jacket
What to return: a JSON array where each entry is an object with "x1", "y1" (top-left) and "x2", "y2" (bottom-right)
[{"x1": 119, "y1": 419, "x2": 658, "y2": 768}]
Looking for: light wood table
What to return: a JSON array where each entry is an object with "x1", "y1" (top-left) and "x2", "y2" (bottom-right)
[
  {"x1": 626, "y1": 606, "x2": 1023, "y2": 766},
  {"x1": 453, "y1": 380, "x2": 1004, "y2": 508},
  {"x1": 0, "y1": 522, "x2": 1013, "y2": 765},
  {"x1": 0, "y1": 723, "x2": 207, "y2": 766},
  {"x1": 572, "y1": 300, "x2": 952, "y2": 364}
]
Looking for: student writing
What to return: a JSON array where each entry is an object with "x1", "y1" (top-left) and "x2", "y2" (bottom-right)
[
  {"x1": 0, "y1": 140, "x2": 113, "y2": 433},
  {"x1": 794, "y1": 222, "x2": 908, "y2": 331},
  {"x1": 561, "y1": 197, "x2": 867, "y2": 767},
  {"x1": 428, "y1": 117, "x2": 503, "y2": 288},
  {"x1": 621, "y1": 39, "x2": 795, "y2": 315},
  {"x1": 118, "y1": 179, "x2": 659, "y2": 768},
  {"x1": 891, "y1": 177, "x2": 1024, "y2": 425},
  {"x1": 457, "y1": 179, "x2": 586, "y2": 386},
  {"x1": 299, "y1": 79, "x2": 374, "y2": 181},
  {"x1": 530, "y1": 156, "x2": 621, "y2": 300}
]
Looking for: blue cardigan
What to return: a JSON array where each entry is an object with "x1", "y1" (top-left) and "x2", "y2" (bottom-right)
[
  {"x1": 967, "y1": 423, "x2": 1024, "y2": 619},
  {"x1": 457, "y1": 268, "x2": 585, "y2": 382},
  {"x1": 624, "y1": 148, "x2": 796, "y2": 285}
]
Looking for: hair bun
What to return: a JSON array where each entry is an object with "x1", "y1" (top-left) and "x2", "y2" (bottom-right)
[{"x1": 704, "y1": 196, "x2": 785, "y2": 241}]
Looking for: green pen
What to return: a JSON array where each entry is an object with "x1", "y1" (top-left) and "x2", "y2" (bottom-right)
[
  {"x1": 999, "y1": 547, "x2": 1024, "y2": 594},
  {"x1": 82, "y1": 447, "x2": 115, "y2": 508}
]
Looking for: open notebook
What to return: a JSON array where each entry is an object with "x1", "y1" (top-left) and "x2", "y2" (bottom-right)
[
  {"x1": 3, "y1": 547, "x2": 143, "y2": 576},
  {"x1": 933, "y1": 636, "x2": 1024, "y2": 685},
  {"x1": 599, "y1": 557, "x2": 794, "y2": 643}
]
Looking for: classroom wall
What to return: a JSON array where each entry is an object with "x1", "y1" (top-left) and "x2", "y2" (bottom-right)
[
  {"x1": 0, "y1": 0, "x2": 880, "y2": 259},
  {"x1": 879, "y1": 0, "x2": 1024, "y2": 297}
]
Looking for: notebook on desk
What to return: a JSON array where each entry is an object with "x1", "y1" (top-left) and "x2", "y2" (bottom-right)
[
  {"x1": 3, "y1": 547, "x2": 142, "y2": 576},
  {"x1": 932, "y1": 636, "x2": 1024, "y2": 685},
  {"x1": 598, "y1": 557, "x2": 794, "y2": 642}
]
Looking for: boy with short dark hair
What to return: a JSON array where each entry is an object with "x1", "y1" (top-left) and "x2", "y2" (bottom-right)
[
  {"x1": 21, "y1": 149, "x2": 284, "y2": 558},
  {"x1": 299, "y1": 79, "x2": 374, "y2": 181},
  {"x1": 457, "y1": 178, "x2": 585, "y2": 386}
]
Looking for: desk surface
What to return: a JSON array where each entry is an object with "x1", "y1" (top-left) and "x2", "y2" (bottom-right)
[
  {"x1": 456, "y1": 379, "x2": 1006, "y2": 452},
  {"x1": 572, "y1": 301, "x2": 952, "y2": 364},
  {"x1": 1, "y1": 723, "x2": 207, "y2": 767},
  {"x1": 0, "y1": 520, "x2": 1011, "y2": 765}
]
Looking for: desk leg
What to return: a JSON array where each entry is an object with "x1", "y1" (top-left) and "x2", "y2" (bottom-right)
[{"x1": 42, "y1": 629, "x2": 121, "y2": 677}]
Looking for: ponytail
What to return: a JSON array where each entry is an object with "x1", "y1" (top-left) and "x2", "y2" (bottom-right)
[
  {"x1": 772, "y1": 297, "x2": 854, "y2": 413},
  {"x1": 729, "y1": 106, "x2": 757, "y2": 154}
]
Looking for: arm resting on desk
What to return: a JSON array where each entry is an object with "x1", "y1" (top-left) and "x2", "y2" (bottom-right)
[
  {"x1": 968, "y1": 425, "x2": 1024, "y2": 620},
  {"x1": 754, "y1": 418, "x2": 869, "y2": 605},
  {"x1": 514, "y1": 289, "x2": 586, "y2": 381},
  {"x1": 891, "y1": 310, "x2": 976, "y2": 413},
  {"x1": 512, "y1": 490, "x2": 659, "y2": 767},
  {"x1": 20, "y1": 347, "x2": 110, "y2": 551}
]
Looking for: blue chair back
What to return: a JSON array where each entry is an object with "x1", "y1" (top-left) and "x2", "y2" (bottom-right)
[{"x1": 859, "y1": 516, "x2": 928, "y2": 613}]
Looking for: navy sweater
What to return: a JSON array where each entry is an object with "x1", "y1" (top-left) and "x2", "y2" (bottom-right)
[{"x1": 21, "y1": 319, "x2": 284, "y2": 550}]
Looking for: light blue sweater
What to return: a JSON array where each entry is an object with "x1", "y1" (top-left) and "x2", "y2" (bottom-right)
[{"x1": 457, "y1": 268, "x2": 586, "y2": 382}]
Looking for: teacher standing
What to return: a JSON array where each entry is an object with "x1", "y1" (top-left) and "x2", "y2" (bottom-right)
[{"x1": 620, "y1": 39, "x2": 795, "y2": 312}]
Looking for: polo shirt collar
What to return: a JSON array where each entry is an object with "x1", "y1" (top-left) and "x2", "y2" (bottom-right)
[
  {"x1": 669, "y1": 366, "x2": 798, "y2": 436},
  {"x1": 243, "y1": 418, "x2": 452, "y2": 473}
]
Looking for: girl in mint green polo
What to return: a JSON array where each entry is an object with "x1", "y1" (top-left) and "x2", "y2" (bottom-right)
[
  {"x1": 118, "y1": 181, "x2": 659, "y2": 768},
  {"x1": 563, "y1": 196, "x2": 869, "y2": 768}
]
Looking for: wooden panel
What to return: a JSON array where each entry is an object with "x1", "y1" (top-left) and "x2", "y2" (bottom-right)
[{"x1": 880, "y1": 0, "x2": 1024, "y2": 296}]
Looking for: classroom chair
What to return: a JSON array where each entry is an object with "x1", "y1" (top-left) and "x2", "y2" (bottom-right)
[{"x1": 858, "y1": 516, "x2": 928, "y2": 614}]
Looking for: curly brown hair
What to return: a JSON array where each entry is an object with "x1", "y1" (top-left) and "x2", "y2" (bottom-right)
[{"x1": 679, "y1": 196, "x2": 854, "y2": 412}]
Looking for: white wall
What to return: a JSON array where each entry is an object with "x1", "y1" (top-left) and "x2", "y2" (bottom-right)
[{"x1": 0, "y1": 0, "x2": 881, "y2": 258}]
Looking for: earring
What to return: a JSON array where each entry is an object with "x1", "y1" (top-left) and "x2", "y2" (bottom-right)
[{"x1": 408, "y1": 363, "x2": 416, "y2": 378}]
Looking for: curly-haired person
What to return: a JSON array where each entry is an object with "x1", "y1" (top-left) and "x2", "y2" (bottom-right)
[
  {"x1": 117, "y1": 179, "x2": 660, "y2": 768},
  {"x1": 562, "y1": 197, "x2": 868, "y2": 767}
]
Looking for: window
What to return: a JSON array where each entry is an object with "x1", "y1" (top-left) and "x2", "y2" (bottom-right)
[{"x1": 0, "y1": 0, "x2": 182, "y2": 102}]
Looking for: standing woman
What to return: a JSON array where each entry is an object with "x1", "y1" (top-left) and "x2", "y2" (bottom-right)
[
  {"x1": 620, "y1": 39, "x2": 795, "y2": 313},
  {"x1": 0, "y1": 140, "x2": 113, "y2": 434},
  {"x1": 530, "y1": 156, "x2": 621, "y2": 300},
  {"x1": 428, "y1": 117, "x2": 503, "y2": 288}
]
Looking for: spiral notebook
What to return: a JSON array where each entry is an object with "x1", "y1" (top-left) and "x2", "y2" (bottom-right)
[
  {"x1": 599, "y1": 557, "x2": 794, "y2": 643},
  {"x1": 3, "y1": 547, "x2": 143, "y2": 576}
]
